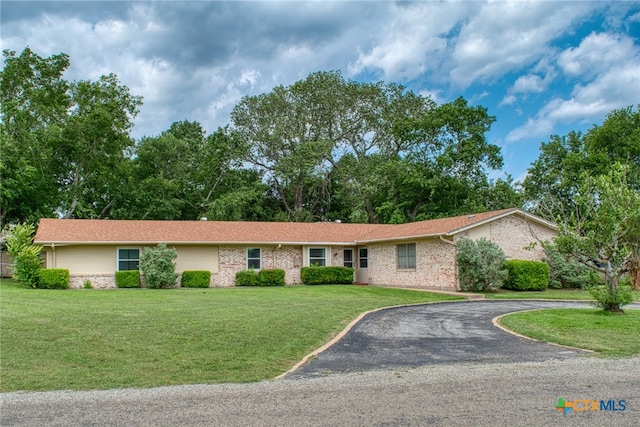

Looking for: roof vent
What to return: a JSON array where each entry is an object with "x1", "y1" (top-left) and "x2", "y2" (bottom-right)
[
  {"x1": 334, "y1": 219, "x2": 342, "y2": 223},
  {"x1": 468, "y1": 215, "x2": 475, "y2": 219},
  {"x1": 200, "y1": 217, "x2": 208, "y2": 221}
]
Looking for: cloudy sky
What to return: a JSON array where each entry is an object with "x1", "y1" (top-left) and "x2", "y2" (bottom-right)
[{"x1": 2, "y1": 1, "x2": 639, "y2": 181}]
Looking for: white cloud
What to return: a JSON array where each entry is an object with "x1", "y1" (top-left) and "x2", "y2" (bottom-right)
[
  {"x1": 507, "y1": 30, "x2": 640, "y2": 143},
  {"x1": 500, "y1": 94, "x2": 517, "y2": 106},
  {"x1": 511, "y1": 74, "x2": 545, "y2": 94},
  {"x1": 349, "y1": 2, "x2": 470, "y2": 81},
  {"x1": 558, "y1": 32, "x2": 637, "y2": 77},
  {"x1": 449, "y1": 1, "x2": 595, "y2": 87}
]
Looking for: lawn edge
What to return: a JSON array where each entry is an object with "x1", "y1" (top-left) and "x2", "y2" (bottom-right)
[{"x1": 493, "y1": 308, "x2": 595, "y2": 353}]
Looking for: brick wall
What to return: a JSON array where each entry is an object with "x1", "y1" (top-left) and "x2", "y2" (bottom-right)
[
  {"x1": 368, "y1": 240, "x2": 457, "y2": 289},
  {"x1": 457, "y1": 215, "x2": 556, "y2": 261},
  {"x1": 69, "y1": 274, "x2": 116, "y2": 289},
  {"x1": 214, "y1": 245, "x2": 304, "y2": 286}
]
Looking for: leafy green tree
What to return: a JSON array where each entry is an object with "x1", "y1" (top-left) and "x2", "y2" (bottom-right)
[
  {"x1": 57, "y1": 74, "x2": 142, "y2": 218},
  {"x1": 5, "y1": 223, "x2": 42, "y2": 287},
  {"x1": 544, "y1": 245, "x2": 599, "y2": 289},
  {"x1": 523, "y1": 106, "x2": 640, "y2": 218},
  {"x1": 369, "y1": 98, "x2": 505, "y2": 223},
  {"x1": 0, "y1": 47, "x2": 142, "y2": 222},
  {"x1": 554, "y1": 164, "x2": 639, "y2": 312},
  {"x1": 122, "y1": 122, "x2": 253, "y2": 220},
  {"x1": 0, "y1": 48, "x2": 70, "y2": 223},
  {"x1": 232, "y1": 71, "x2": 436, "y2": 222},
  {"x1": 139, "y1": 243, "x2": 178, "y2": 289},
  {"x1": 523, "y1": 106, "x2": 640, "y2": 288},
  {"x1": 232, "y1": 72, "x2": 340, "y2": 221},
  {"x1": 456, "y1": 237, "x2": 508, "y2": 292}
]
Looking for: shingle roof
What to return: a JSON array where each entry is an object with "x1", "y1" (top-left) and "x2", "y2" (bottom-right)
[{"x1": 34, "y1": 208, "x2": 554, "y2": 246}]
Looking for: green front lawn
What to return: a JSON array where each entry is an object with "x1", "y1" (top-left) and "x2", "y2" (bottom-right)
[
  {"x1": 0, "y1": 280, "x2": 461, "y2": 392},
  {"x1": 482, "y1": 288, "x2": 640, "y2": 301},
  {"x1": 499, "y1": 308, "x2": 640, "y2": 357}
]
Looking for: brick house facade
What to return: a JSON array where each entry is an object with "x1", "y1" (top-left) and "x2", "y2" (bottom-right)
[{"x1": 35, "y1": 208, "x2": 557, "y2": 290}]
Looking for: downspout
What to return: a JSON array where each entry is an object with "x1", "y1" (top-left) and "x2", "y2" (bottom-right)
[
  {"x1": 439, "y1": 236, "x2": 459, "y2": 291},
  {"x1": 274, "y1": 244, "x2": 281, "y2": 269}
]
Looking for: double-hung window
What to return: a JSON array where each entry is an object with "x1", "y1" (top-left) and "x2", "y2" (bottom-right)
[
  {"x1": 247, "y1": 248, "x2": 261, "y2": 269},
  {"x1": 358, "y1": 248, "x2": 368, "y2": 269},
  {"x1": 118, "y1": 248, "x2": 140, "y2": 271},
  {"x1": 309, "y1": 248, "x2": 326, "y2": 266},
  {"x1": 343, "y1": 249, "x2": 354, "y2": 268},
  {"x1": 397, "y1": 243, "x2": 416, "y2": 269}
]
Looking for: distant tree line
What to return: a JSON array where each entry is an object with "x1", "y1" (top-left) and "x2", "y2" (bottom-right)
[
  {"x1": 1, "y1": 48, "x2": 522, "y2": 224},
  {"x1": 1, "y1": 48, "x2": 637, "y2": 230}
]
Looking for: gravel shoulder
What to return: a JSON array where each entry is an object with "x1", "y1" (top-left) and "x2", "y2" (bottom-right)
[{"x1": 2, "y1": 357, "x2": 639, "y2": 426}]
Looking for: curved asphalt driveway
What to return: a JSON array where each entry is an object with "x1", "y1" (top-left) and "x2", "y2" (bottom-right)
[{"x1": 286, "y1": 300, "x2": 595, "y2": 379}]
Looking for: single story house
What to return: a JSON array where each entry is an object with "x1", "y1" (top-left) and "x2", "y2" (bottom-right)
[{"x1": 34, "y1": 208, "x2": 557, "y2": 289}]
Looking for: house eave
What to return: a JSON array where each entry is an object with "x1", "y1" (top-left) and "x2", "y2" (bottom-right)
[
  {"x1": 444, "y1": 208, "x2": 557, "y2": 236},
  {"x1": 36, "y1": 240, "x2": 357, "y2": 247},
  {"x1": 356, "y1": 233, "x2": 444, "y2": 244}
]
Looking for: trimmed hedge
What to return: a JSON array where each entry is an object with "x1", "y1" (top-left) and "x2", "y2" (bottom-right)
[
  {"x1": 504, "y1": 260, "x2": 550, "y2": 291},
  {"x1": 181, "y1": 270, "x2": 211, "y2": 288},
  {"x1": 235, "y1": 269, "x2": 286, "y2": 286},
  {"x1": 116, "y1": 270, "x2": 141, "y2": 288},
  {"x1": 258, "y1": 269, "x2": 285, "y2": 286},
  {"x1": 301, "y1": 266, "x2": 354, "y2": 285},
  {"x1": 38, "y1": 268, "x2": 70, "y2": 289},
  {"x1": 236, "y1": 270, "x2": 259, "y2": 286}
]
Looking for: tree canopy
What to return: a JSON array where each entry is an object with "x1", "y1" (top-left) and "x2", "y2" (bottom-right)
[
  {"x1": 5, "y1": 47, "x2": 637, "y2": 232},
  {"x1": 1, "y1": 48, "x2": 142, "y2": 223}
]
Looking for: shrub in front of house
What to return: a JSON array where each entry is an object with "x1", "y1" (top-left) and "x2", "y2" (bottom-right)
[
  {"x1": 38, "y1": 268, "x2": 70, "y2": 289},
  {"x1": 456, "y1": 238, "x2": 507, "y2": 292},
  {"x1": 116, "y1": 270, "x2": 141, "y2": 288},
  {"x1": 301, "y1": 266, "x2": 355, "y2": 285},
  {"x1": 544, "y1": 246, "x2": 596, "y2": 289},
  {"x1": 258, "y1": 269, "x2": 286, "y2": 286},
  {"x1": 5, "y1": 223, "x2": 43, "y2": 288},
  {"x1": 139, "y1": 243, "x2": 179, "y2": 289},
  {"x1": 503, "y1": 260, "x2": 550, "y2": 291},
  {"x1": 181, "y1": 270, "x2": 211, "y2": 288},
  {"x1": 236, "y1": 270, "x2": 259, "y2": 286},
  {"x1": 589, "y1": 281, "x2": 633, "y2": 312}
]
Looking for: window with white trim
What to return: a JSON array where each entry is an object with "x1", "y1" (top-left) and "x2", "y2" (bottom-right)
[
  {"x1": 118, "y1": 248, "x2": 140, "y2": 271},
  {"x1": 343, "y1": 249, "x2": 354, "y2": 268},
  {"x1": 247, "y1": 248, "x2": 261, "y2": 269},
  {"x1": 358, "y1": 248, "x2": 368, "y2": 269},
  {"x1": 309, "y1": 248, "x2": 326, "y2": 266},
  {"x1": 397, "y1": 243, "x2": 416, "y2": 269}
]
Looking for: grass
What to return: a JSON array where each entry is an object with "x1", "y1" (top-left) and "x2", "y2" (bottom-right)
[
  {"x1": 0, "y1": 279, "x2": 461, "y2": 392},
  {"x1": 499, "y1": 308, "x2": 640, "y2": 357},
  {"x1": 481, "y1": 288, "x2": 640, "y2": 301}
]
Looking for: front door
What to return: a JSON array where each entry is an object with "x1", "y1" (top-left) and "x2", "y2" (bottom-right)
[{"x1": 355, "y1": 247, "x2": 368, "y2": 284}]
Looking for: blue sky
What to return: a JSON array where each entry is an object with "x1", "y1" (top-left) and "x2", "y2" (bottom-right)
[{"x1": 2, "y1": 1, "x2": 639, "y2": 182}]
